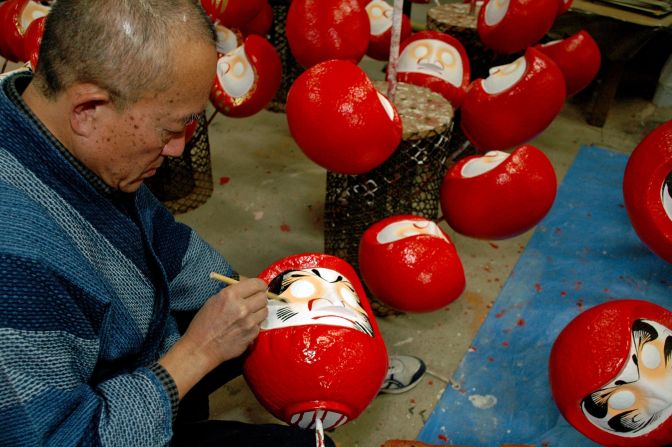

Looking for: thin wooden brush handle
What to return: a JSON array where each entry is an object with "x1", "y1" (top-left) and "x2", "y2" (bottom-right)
[{"x1": 209, "y1": 272, "x2": 280, "y2": 300}]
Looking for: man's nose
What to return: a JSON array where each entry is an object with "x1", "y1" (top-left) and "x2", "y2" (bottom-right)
[{"x1": 162, "y1": 134, "x2": 186, "y2": 158}]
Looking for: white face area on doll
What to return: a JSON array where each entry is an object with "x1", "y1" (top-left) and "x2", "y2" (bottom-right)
[
  {"x1": 461, "y1": 151, "x2": 510, "y2": 178},
  {"x1": 484, "y1": 0, "x2": 510, "y2": 26},
  {"x1": 366, "y1": 0, "x2": 393, "y2": 36},
  {"x1": 397, "y1": 39, "x2": 464, "y2": 87},
  {"x1": 481, "y1": 56, "x2": 527, "y2": 94},
  {"x1": 581, "y1": 319, "x2": 672, "y2": 437},
  {"x1": 376, "y1": 219, "x2": 450, "y2": 244},
  {"x1": 662, "y1": 174, "x2": 672, "y2": 221},
  {"x1": 216, "y1": 45, "x2": 255, "y2": 99},
  {"x1": 262, "y1": 268, "x2": 374, "y2": 336},
  {"x1": 215, "y1": 23, "x2": 240, "y2": 55}
]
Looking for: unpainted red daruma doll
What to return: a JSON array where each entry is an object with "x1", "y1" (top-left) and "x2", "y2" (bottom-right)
[
  {"x1": 210, "y1": 34, "x2": 281, "y2": 118},
  {"x1": 239, "y1": 0, "x2": 273, "y2": 38},
  {"x1": 0, "y1": 0, "x2": 49, "y2": 63},
  {"x1": 550, "y1": 299, "x2": 672, "y2": 447},
  {"x1": 286, "y1": 59, "x2": 402, "y2": 175},
  {"x1": 439, "y1": 145, "x2": 557, "y2": 240},
  {"x1": 244, "y1": 253, "x2": 388, "y2": 431},
  {"x1": 534, "y1": 30, "x2": 601, "y2": 97},
  {"x1": 363, "y1": 0, "x2": 412, "y2": 61},
  {"x1": 394, "y1": 30, "x2": 471, "y2": 108},
  {"x1": 359, "y1": 215, "x2": 466, "y2": 312},
  {"x1": 22, "y1": 14, "x2": 45, "y2": 71},
  {"x1": 460, "y1": 47, "x2": 566, "y2": 151},
  {"x1": 286, "y1": 0, "x2": 370, "y2": 69},
  {"x1": 623, "y1": 120, "x2": 672, "y2": 264},
  {"x1": 477, "y1": 0, "x2": 558, "y2": 54},
  {"x1": 200, "y1": 0, "x2": 265, "y2": 29}
]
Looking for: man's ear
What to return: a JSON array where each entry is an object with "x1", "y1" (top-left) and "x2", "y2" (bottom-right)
[{"x1": 68, "y1": 84, "x2": 112, "y2": 137}]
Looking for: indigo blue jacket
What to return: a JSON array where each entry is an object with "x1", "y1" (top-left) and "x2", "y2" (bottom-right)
[{"x1": 0, "y1": 72, "x2": 235, "y2": 446}]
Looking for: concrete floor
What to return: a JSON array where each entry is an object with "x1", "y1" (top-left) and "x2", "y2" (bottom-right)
[{"x1": 2, "y1": 3, "x2": 669, "y2": 446}]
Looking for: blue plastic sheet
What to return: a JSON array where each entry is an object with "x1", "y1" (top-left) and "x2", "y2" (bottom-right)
[{"x1": 418, "y1": 145, "x2": 672, "y2": 446}]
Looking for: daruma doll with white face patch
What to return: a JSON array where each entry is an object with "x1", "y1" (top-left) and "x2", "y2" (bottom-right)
[
  {"x1": 623, "y1": 120, "x2": 672, "y2": 264},
  {"x1": 286, "y1": 59, "x2": 403, "y2": 174},
  {"x1": 550, "y1": 299, "x2": 672, "y2": 447},
  {"x1": 0, "y1": 0, "x2": 49, "y2": 63},
  {"x1": 364, "y1": 0, "x2": 411, "y2": 61},
  {"x1": 286, "y1": 0, "x2": 370, "y2": 69},
  {"x1": 477, "y1": 0, "x2": 558, "y2": 54},
  {"x1": 358, "y1": 215, "x2": 466, "y2": 312},
  {"x1": 460, "y1": 48, "x2": 566, "y2": 152},
  {"x1": 210, "y1": 34, "x2": 281, "y2": 118},
  {"x1": 440, "y1": 145, "x2": 557, "y2": 240},
  {"x1": 244, "y1": 253, "x2": 388, "y2": 431},
  {"x1": 395, "y1": 31, "x2": 470, "y2": 108},
  {"x1": 535, "y1": 30, "x2": 601, "y2": 97}
]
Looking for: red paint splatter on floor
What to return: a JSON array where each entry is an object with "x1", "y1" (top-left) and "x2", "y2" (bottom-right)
[
  {"x1": 489, "y1": 242, "x2": 499, "y2": 249},
  {"x1": 502, "y1": 341, "x2": 509, "y2": 347},
  {"x1": 410, "y1": 399, "x2": 416, "y2": 404},
  {"x1": 219, "y1": 176, "x2": 230, "y2": 185},
  {"x1": 438, "y1": 434, "x2": 448, "y2": 442},
  {"x1": 560, "y1": 291, "x2": 567, "y2": 297},
  {"x1": 487, "y1": 356, "x2": 494, "y2": 362},
  {"x1": 534, "y1": 283, "x2": 542, "y2": 292},
  {"x1": 577, "y1": 299, "x2": 585, "y2": 310},
  {"x1": 428, "y1": 380, "x2": 433, "y2": 385},
  {"x1": 495, "y1": 310, "x2": 506, "y2": 318},
  {"x1": 603, "y1": 288, "x2": 610, "y2": 293},
  {"x1": 575, "y1": 281, "x2": 583, "y2": 290},
  {"x1": 517, "y1": 318, "x2": 526, "y2": 326},
  {"x1": 483, "y1": 265, "x2": 492, "y2": 272},
  {"x1": 554, "y1": 227, "x2": 562, "y2": 234},
  {"x1": 280, "y1": 223, "x2": 291, "y2": 232}
]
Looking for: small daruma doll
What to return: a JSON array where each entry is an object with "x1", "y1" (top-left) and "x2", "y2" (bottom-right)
[
  {"x1": 396, "y1": 31, "x2": 471, "y2": 108},
  {"x1": 364, "y1": 0, "x2": 411, "y2": 61},
  {"x1": 359, "y1": 215, "x2": 466, "y2": 312},
  {"x1": 623, "y1": 120, "x2": 672, "y2": 264},
  {"x1": 244, "y1": 253, "x2": 388, "y2": 430},
  {"x1": 210, "y1": 34, "x2": 282, "y2": 118},
  {"x1": 550, "y1": 299, "x2": 672, "y2": 447},
  {"x1": 440, "y1": 145, "x2": 557, "y2": 240}
]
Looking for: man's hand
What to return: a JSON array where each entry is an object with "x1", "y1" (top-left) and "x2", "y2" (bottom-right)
[{"x1": 158, "y1": 277, "x2": 268, "y2": 399}]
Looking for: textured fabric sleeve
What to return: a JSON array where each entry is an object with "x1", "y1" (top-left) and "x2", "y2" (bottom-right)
[
  {"x1": 147, "y1": 196, "x2": 237, "y2": 313},
  {"x1": 0, "y1": 255, "x2": 174, "y2": 447}
]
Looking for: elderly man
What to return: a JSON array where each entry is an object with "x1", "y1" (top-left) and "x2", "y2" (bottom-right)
[{"x1": 0, "y1": 1, "x2": 333, "y2": 445}]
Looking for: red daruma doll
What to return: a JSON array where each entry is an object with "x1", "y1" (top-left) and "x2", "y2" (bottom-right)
[
  {"x1": 244, "y1": 253, "x2": 388, "y2": 430},
  {"x1": 550, "y1": 299, "x2": 672, "y2": 447}
]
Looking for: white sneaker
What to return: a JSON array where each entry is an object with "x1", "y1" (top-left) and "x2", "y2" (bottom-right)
[{"x1": 379, "y1": 355, "x2": 427, "y2": 394}]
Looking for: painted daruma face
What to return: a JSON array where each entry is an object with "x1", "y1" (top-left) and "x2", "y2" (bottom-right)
[
  {"x1": 581, "y1": 319, "x2": 672, "y2": 437},
  {"x1": 366, "y1": 0, "x2": 393, "y2": 36},
  {"x1": 398, "y1": 39, "x2": 464, "y2": 88},
  {"x1": 264, "y1": 268, "x2": 374, "y2": 337},
  {"x1": 216, "y1": 46, "x2": 255, "y2": 99},
  {"x1": 376, "y1": 219, "x2": 450, "y2": 244}
]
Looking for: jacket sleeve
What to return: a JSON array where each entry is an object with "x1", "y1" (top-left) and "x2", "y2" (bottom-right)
[{"x1": 0, "y1": 255, "x2": 174, "y2": 447}]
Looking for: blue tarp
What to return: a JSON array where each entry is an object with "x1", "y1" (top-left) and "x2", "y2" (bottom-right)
[{"x1": 418, "y1": 145, "x2": 672, "y2": 446}]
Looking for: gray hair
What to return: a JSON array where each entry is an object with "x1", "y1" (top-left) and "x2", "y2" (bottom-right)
[{"x1": 34, "y1": 0, "x2": 216, "y2": 108}]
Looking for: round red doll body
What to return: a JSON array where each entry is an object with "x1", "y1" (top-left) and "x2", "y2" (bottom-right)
[
  {"x1": 534, "y1": 30, "x2": 601, "y2": 97},
  {"x1": 244, "y1": 253, "x2": 389, "y2": 430},
  {"x1": 286, "y1": 59, "x2": 402, "y2": 175},
  {"x1": 440, "y1": 145, "x2": 557, "y2": 239},
  {"x1": 21, "y1": 14, "x2": 45, "y2": 70},
  {"x1": 286, "y1": 0, "x2": 370, "y2": 69},
  {"x1": 395, "y1": 31, "x2": 471, "y2": 108},
  {"x1": 200, "y1": 0, "x2": 265, "y2": 29},
  {"x1": 460, "y1": 47, "x2": 566, "y2": 151},
  {"x1": 359, "y1": 214, "x2": 466, "y2": 312},
  {"x1": 1, "y1": 0, "x2": 49, "y2": 63},
  {"x1": 210, "y1": 34, "x2": 282, "y2": 118},
  {"x1": 364, "y1": 0, "x2": 412, "y2": 61},
  {"x1": 240, "y1": 1, "x2": 273, "y2": 37},
  {"x1": 477, "y1": 0, "x2": 558, "y2": 54},
  {"x1": 550, "y1": 299, "x2": 672, "y2": 447},
  {"x1": 623, "y1": 120, "x2": 672, "y2": 264}
]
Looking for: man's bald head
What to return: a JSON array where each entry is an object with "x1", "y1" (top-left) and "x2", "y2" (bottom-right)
[{"x1": 34, "y1": 0, "x2": 216, "y2": 109}]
